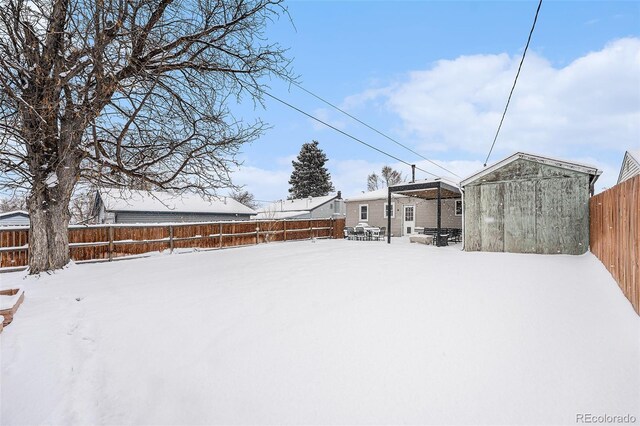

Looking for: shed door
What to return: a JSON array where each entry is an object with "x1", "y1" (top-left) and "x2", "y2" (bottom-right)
[{"x1": 404, "y1": 205, "x2": 415, "y2": 235}]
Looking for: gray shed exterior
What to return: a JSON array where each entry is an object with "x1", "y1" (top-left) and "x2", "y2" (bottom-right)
[{"x1": 461, "y1": 153, "x2": 600, "y2": 255}]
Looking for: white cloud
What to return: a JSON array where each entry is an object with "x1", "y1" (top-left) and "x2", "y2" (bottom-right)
[
  {"x1": 351, "y1": 38, "x2": 640, "y2": 160},
  {"x1": 310, "y1": 108, "x2": 348, "y2": 131}
]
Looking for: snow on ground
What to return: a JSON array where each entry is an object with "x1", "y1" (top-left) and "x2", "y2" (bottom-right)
[{"x1": 1, "y1": 239, "x2": 638, "y2": 425}]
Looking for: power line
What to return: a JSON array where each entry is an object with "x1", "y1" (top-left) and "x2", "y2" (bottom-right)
[
  {"x1": 262, "y1": 90, "x2": 440, "y2": 178},
  {"x1": 290, "y1": 81, "x2": 462, "y2": 179},
  {"x1": 483, "y1": 0, "x2": 543, "y2": 167}
]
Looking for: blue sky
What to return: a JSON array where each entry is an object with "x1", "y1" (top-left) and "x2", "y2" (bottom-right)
[{"x1": 230, "y1": 0, "x2": 640, "y2": 202}]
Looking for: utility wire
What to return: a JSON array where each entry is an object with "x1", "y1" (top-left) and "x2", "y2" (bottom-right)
[
  {"x1": 262, "y1": 90, "x2": 439, "y2": 178},
  {"x1": 483, "y1": 0, "x2": 543, "y2": 167},
  {"x1": 290, "y1": 81, "x2": 462, "y2": 179}
]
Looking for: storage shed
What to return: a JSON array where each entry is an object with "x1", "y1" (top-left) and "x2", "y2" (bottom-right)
[{"x1": 461, "y1": 152, "x2": 601, "y2": 255}]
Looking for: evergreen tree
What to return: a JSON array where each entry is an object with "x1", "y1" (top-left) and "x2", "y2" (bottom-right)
[{"x1": 288, "y1": 141, "x2": 335, "y2": 199}]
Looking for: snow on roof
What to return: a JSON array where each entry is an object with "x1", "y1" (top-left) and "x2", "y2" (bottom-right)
[
  {"x1": 259, "y1": 194, "x2": 337, "y2": 213},
  {"x1": 98, "y1": 189, "x2": 256, "y2": 215},
  {"x1": 253, "y1": 210, "x2": 310, "y2": 220},
  {"x1": 0, "y1": 210, "x2": 29, "y2": 219},
  {"x1": 460, "y1": 152, "x2": 602, "y2": 187},
  {"x1": 345, "y1": 188, "x2": 408, "y2": 202},
  {"x1": 628, "y1": 150, "x2": 640, "y2": 162}
]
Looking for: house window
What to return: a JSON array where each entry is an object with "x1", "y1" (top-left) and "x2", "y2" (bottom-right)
[
  {"x1": 383, "y1": 202, "x2": 395, "y2": 218},
  {"x1": 359, "y1": 204, "x2": 368, "y2": 221},
  {"x1": 455, "y1": 200, "x2": 463, "y2": 216}
]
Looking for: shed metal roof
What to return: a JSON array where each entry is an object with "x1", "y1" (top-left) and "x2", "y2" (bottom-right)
[
  {"x1": 259, "y1": 194, "x2": 337, "y2": 213},
  {"x1": 460, "y1": 152, "x2": 601, "y2": 187}
]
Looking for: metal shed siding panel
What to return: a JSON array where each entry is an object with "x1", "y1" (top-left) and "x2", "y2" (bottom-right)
[
  {"x1": 464, "y1": 186, "x2": 482, "y2": 251},
  {"x1": 504, "y1": 180, "x2": 537, "y2": 253},
  {"x1": 479, "y1": 183, "x2": 504, "y2": 252},
  {"x1": 114, "y1": 211, "x2": 251, "y2": 223}
]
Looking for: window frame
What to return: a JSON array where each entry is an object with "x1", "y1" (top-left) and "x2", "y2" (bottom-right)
[
  {"x1": 455, "y1": 199, "x2": 463, "y2": 216},
  {"x1": 359, "y1": 204, "x2": 369, "y2": 221},
  {"x1": 383, "y1": 202, "x2": 395, "y2": 219}
]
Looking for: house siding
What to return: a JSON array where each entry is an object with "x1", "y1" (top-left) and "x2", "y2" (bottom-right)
[
  {"x1": 0, "y1": 213, "x2": 30, "y2": 226},
  {"x1": 309, "y1": 198, "x2": 346, "y2": 218},
  {"x1": 618, "y1": 153, "x2": 640, "y2": 184},
  {"x1": 111, "y1": 211, "x2": 252, "y2": 224},
  {"x1": 346, "y1": 197, "x2": 461, "y2": 236},
  {"x1": 463, "y1": 158, "x2": 591, "y2": 255}
]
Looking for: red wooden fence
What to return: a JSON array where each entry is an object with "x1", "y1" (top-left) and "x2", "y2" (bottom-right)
[
  {"x1": 590, "y1": 175, "x2": 639, "y2": 315},
  {"x1": 0, "y1": 218, "x2": 346, "y2": 269}
]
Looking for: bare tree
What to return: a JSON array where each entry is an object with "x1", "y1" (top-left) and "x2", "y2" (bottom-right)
[
  {"x1": 229, "y1": 189, "x2": 258, "y2": 210},
  {"x1": 381, "y1": 166, "x2": 403, "y2": 187},
  {"x1": 367, "y1": 172, "x2": 380, "y2": 191},
  {"x1": 0, "y1": 0, "x2": 292, "y2": 273},
  {"x1": 366, "y1": 166, "x2": 404, "y2": 191},
  {"x1": 0, "y1": 194, "x2": 27, "y2": 212},
  {"x1": 69, "y1": 186, "x2": 97, "y2": 224}
]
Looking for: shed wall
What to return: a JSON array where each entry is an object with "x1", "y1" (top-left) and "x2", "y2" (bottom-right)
[{"x1": 463, "y1": 159, "x2": 591, "y2": 255}]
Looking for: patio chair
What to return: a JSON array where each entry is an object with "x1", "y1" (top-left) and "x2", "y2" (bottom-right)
[
  {"x1": 344, "y1": 227, "x2": 355, "y2": 239},
  {"x1": 354, "y1": 226, "x2": 366, "y2": 241},
  {"x1": 378, "y1": 227, "x2": 386, "y2": 241}
]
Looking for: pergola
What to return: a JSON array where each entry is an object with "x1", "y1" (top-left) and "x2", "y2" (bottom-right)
[{"x1": 386, "y1": 179, "x2": 462, "y2": 246}]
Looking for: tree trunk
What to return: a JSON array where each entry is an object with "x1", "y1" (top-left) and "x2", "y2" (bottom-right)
[{"x1": 27, "y1": 175, "x2": 75, "y2": 274}]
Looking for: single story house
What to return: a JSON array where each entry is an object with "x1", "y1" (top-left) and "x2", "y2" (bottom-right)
[
  {"x1": 345, "y1": 181, "x2": 462, "y2": 237},
  {"x1": 617, "y1": 150, "x2": 640, "y2": 184},
  {"x1": 0, "y1": 210, "x2": 29, "y2": 227},
  {"x1": 93, "y1": 189, "x2": 256, "y2": 224},
  {"x1": 254, "y1": 192, "x2": 345, "y2": 220},
  {"x1": 461, "y1": 152, "x2": 601, "y2": 255}
]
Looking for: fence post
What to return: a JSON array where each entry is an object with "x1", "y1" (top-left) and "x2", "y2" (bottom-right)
[
  {"x1": 256, "y1": 222, "x2": 260, "y2": 245},
  {"x1": 169, "y1": 225, "x2": 174, "y2": 253},
  {"x1": 219, "y1": 223, "x2": 223, "y2": 248},
  {"x1": 283, "y1": 220, "x2": 287, "y2": 241},
  {"x1": 108, "y1": 226, "x2": 114, "y2": 261}
]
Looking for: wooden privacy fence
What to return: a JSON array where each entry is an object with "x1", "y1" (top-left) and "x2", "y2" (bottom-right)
[
  {"x1": 590, "y1": 175, "x2": 639, "y2": 315},
  {"x1": 0, "y1": 217, "x2": 346, "y2": 269}
]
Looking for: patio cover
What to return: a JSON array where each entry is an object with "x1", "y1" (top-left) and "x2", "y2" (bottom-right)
[{"x1": 386, "y1": 179, "x2": 461, "y2": 245}]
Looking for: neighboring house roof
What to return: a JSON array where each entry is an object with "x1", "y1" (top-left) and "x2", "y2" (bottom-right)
[
  {"x1": 260, "y1": 194, "x2": 338, "y2": 213},
  {"x1": 617, "y1": 150, "x2": 640, "y2": 184},
  {"x1": 253, "y1": 210, "x2": 311, "y2": 220},
  {"x1": 460, "y1": 152, "x2": 602, "y2": 187},
  {"x1": 97, "y1": 189, "x2": 256, "y2": 215},
  {"x1": 0, "y1": 210, "x2": 29, "y2": 219},
  {"x1": 345, "y1": 187, "x2": 411, "y2": 202}
]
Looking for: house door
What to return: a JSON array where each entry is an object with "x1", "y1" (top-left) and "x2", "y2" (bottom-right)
[{"x1": 404, "y1": 205, "x2": 415, "y2": 235}]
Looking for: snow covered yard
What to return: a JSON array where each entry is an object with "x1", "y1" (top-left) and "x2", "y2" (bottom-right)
[{"x1": 1, "y1": 239, "x2": 638, "y2": 425}]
